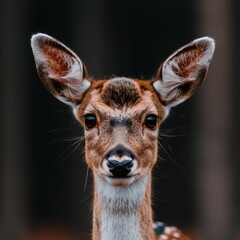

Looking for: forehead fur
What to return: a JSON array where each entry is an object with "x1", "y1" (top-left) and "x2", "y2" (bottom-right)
[
  {"x1": 101, "y1": 78, "x2": 141, "y2": 108},
  {"x1": 76, "y1": 77, "x2": 166, "y2": 121}
]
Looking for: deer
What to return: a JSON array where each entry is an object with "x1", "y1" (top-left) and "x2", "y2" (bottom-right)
[{"x1": 31, "y1": 33, "x2": 215, "y2": 240}]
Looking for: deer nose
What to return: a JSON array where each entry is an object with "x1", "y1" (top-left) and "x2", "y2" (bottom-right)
[
  {"x1": 106, "y1": 145, "x2": 134, "y2": 177},
  {"x1": 107, "y1": 159, "x2": 133, "y2": 177}
]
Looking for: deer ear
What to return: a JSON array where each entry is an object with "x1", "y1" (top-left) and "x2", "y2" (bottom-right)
[
  {"x1": 31, "y1": 33, "x2": 91, "y2": 107},
  {"x1": 153, "y1": 37, "x2": 215, "y2": 109}
]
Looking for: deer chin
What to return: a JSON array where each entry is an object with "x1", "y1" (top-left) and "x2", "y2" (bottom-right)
[
  {"x1": 105, "y1": 176, "x2": 136, "y2": 186},
  {"x1": 99, "y1": 170, "x2": 143, "y2": 187}
]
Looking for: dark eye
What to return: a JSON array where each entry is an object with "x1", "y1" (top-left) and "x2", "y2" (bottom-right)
[
  {"x1": 145, "y1": 115, "x2": 157, "y2": 129},
  {"x1": 85, "y1": 114, "x2": 97, "y2": 129}
]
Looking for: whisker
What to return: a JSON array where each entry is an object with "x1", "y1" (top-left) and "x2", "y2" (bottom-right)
[
  {"x1": 46, "y1": 127, "x2": 78, "y2": 133},
  {"x1": 69, "y1": 137, "x2": 85, "y2": 156},
  {"x1": 158, "y1": 138, "x2": 185, "y2": 170},
  {"x1": 80, "y1": 192, "x2": 93, "y2": 204},
  {"x1": 47, "y1": 136, "x2": 85, "y2": 144},
  {"x1": 57, "y1": 137, "x2": 84, "y2": 159},
  {"x1": 84, "y1": 167, "x2": 90, "y2": 192},
  {"x1": 151, "y1": 194, "x2": 166, "y2": 203}
]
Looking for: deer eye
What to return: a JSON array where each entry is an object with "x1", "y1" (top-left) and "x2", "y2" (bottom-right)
[
  {"x1": 145, "y1": 115, "x2": 157, "y2": 130},
  {"x1": 85, "y1": 114, "x2": 97, "y2": 129}
]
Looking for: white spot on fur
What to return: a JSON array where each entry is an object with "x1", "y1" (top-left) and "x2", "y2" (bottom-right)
[
  {"x1": 153, "y1": 222, "x2": 165, "y2": 229},
  {"x1": 160, "y1": 234, "x2": 168, "y2": 240},
  {"x1": 164, "y1": 226, "x2": 173, "y2": 234},
  {"x1": 173, "y1": 232, "x2": 180, "y2": 238}
]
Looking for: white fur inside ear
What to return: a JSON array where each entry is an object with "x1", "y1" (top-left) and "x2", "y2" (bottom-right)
[
  {"x1": 31, "y1": 33, "x2": 84, "y2": 82},
  {"x1": 65, "y1": 59, "x2": 83, "y2": 81},
  {"x1": 192, "y1": 37, "x2": 215, "y2": 65},
  {"x1": 162, "y1": 37, "x2": 215, "y2": 85},
  {"x1": 31, "y1": 33, "x2": 91, "y2": 108},
  {"x1": 56, "y1": 78, "x2": 91, "y2": 108},
  {"x1": 31, "y1": 34, "x2": 49, "y2": 69},
  {"x1": 153, "y1": 37, "x2": 215, "y2": 108},
  {"x1": 190, "y1": 37, "x2": 215, "y2": 79},
  {"x1": 153, "y1": 80, "x2": 187, "y2": 108}
]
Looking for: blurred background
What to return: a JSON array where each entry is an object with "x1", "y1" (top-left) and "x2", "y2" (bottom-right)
[{"x1": 0, "y1": 0, "x2": 239, "y2": 239}]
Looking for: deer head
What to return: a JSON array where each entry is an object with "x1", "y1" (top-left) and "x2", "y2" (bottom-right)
[{"x1": 31, "y1": 34, "x2": 215, "y2": 188}]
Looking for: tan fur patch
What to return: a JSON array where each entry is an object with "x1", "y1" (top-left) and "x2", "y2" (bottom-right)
[
  {"x1": 172, "y1": 46, "x2": 205, "y2": 78},
  {"x1": 42, "y1": 44, "x2": 71, "y2": 77}
]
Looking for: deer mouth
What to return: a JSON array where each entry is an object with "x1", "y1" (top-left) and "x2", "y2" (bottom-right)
[{"x1": 108, "y1": 174, "x2": 135, "y2": 179}]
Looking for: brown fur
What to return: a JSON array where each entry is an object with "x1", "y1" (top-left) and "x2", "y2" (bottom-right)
[
  {"x1": 171, "y1": 46, "x2": 205, "y2": 78},
  {"x1": 75, "y1": 78, "x2": 161, "y2": 178},
  {"x1": 92, "y1": 181, "x2": 102, "y2": 240},
  {"x1": 31, "y1": 34, "x2": 214, "y2": 240},
  {"x1": 74, "y1": 78, "x2": 161, "y2": 239}
]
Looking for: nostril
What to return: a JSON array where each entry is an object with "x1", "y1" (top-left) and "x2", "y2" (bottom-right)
[
  {"x1": 107, "y1": 160, "x2": 120, "y2": 169},
  {"x1": 107, "y1": 159, "x2": 133, "y2": 168},
  {"x1": 121, "y1": 160, "x2": 133, "y2": 169}
]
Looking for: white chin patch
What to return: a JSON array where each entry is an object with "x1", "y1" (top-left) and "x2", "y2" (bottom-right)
[{"x1": 105, "y1": 176, "x2": 135, "y2": 186}]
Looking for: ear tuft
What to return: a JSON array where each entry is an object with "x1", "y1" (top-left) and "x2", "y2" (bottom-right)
[
  {"x1": 31, "y1": 33, "x2": 91, "y2": 107},
  {"x1": 153, "y1": 37, "x2": 215, "y2": 108}
]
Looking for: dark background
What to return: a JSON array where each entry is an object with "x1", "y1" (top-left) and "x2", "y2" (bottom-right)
[{"x1": 0, "y1": 0, "x2": 239, "y2": 239}]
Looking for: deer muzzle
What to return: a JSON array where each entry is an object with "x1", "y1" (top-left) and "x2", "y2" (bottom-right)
[{"x1": 101, "y1": 145, "x2": 138, "y2": 178}]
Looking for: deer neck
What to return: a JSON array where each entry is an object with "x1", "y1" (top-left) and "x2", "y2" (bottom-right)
[{"x1": 92, "y1": 173, "x2": 155, "y2": 240}]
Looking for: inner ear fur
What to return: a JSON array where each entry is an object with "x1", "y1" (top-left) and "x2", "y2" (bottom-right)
[
  {"x1": 153, "y1": 37, "x2": 215, "y2": 107},
  {"x1": 31, "y1": 33, "x2": 91, "y2": 107}
]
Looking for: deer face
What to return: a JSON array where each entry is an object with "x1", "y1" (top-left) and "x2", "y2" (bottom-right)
[
  {"x1": 75, "y1": 77, "x2": 166, "y2": 186},
  {"x1": 31, "y1": 34, "x2": 215, "y2": 186}
]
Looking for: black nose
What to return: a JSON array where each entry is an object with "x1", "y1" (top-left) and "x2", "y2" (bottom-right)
[
  {"x1": 107, "y1": 159, "x2": 133, "y2": 177},
  {"x1": 106, "y1": 145, "x2": 134, "y2": 177}
]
